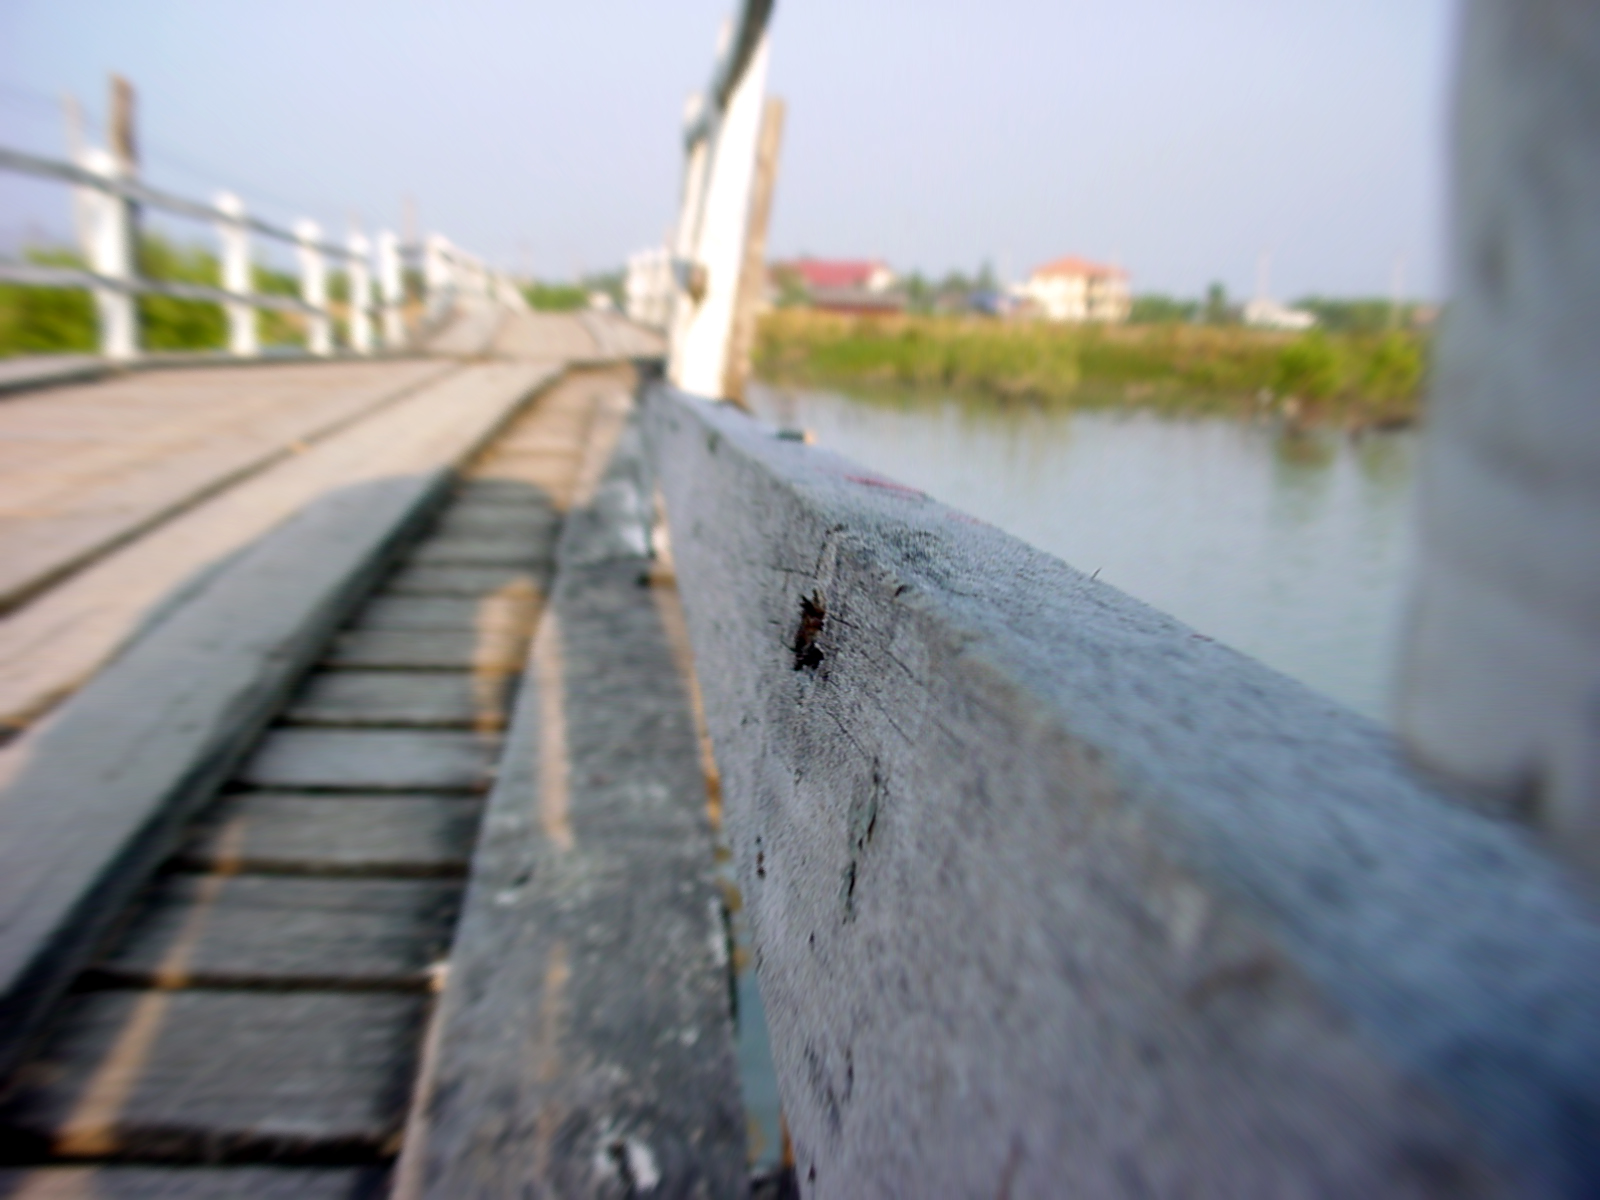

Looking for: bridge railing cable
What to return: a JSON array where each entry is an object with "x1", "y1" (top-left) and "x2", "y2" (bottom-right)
[{"x1": 0, "y1": 140, "x2": 522, "y2": 361}]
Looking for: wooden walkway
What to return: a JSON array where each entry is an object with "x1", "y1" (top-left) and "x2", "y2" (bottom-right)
[{"x1": 0, "y1": 313, "x2": 766, "y2": 1196}]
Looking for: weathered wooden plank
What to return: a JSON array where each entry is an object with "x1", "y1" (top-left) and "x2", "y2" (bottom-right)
[
  {"x1": 0, "y1": 366, "x2": 557, "y2": 1077},
  {"x1": 321, "y1": 631, "x2": 508, "y2": 673},
  {"x1": 426, "y1": 505, "x2": 558, "y2": 542},
  {"x1": 403, "y1": 538, "x2": 548, "y2": 568},
  {"x1": 237, "y1": 730, "x2": 497, "y2": 793},
  {"x1": 0, "y1": 354, "x2": 107, "y2": 396},
  {"x1": 490, "y1": 312, "x2": 598, "y2": 362},
  {"x1": 0, "y1": 480, "x2": 440, "y2": 1081},
  {"x1": 0, "y1": 362, "x2": 560, "y2": 731},
  {"x1": 397, "y1": 403, "x2": 745, "y2": 1198},
  {"x1": 177, "y1": 793, "x2": 481, "y2": 877},
  {"x1": 379, "y1": 564, "x2": 543, "y2": 599},
  {"x1": 85, "y1": 875, "x2": 460, "y2": 990},
  {"x1": 285, "y1": 672, "x2": 489, "y2": 729},
  {"x1": 0, "y1": 991, "x2": 425, "y2": 1163},
  {"x1": 352, "y1": 595, "x2": 538, "y2": 634},
  {"x1": 0, "y1": 1166, "x2": 386, "y2": 1198},
  {"x1": 645, "y1": 385, "x2": 1600, "y2": 1196},
  {"x1": 0, "y1": 361, "x2": 452, "y2": 615}
]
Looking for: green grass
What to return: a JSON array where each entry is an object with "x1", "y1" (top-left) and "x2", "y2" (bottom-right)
[
  {"x1": 1, "y1": 235, "x2": 314, "y2": 358},
  {"x1": 754, "y1": 310, "x2": 1427, "y2": 426}
]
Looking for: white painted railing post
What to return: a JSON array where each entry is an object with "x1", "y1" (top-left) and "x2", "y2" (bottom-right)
[
  {"x1": 295, "y1": 219, "x2": 332, "y2": 356},
  {"x1": 81, "y1": 148, "x2": 137, "y2": 361},
  {"x1": 377, "y1": 229, "x2": 405, "y2": 349},
  {"x1": 423, "y1": 234, "x2": 451, "y2": 321},
  {"x1": 215, "y1": 192, "x2": 256, "y2": 357},
  {"x1": 1398, "y1": 0, "x2": 1600, "y2": 876},
  {"x1": 347, "y1": 230, "x2": 373, "y2": 355},
  {"x1": 668, "y1": 25, "x2": 772, "y2": 398}
]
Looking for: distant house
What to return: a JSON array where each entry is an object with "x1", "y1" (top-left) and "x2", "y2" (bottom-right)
[
  {"x1": 772, "y1": 258, "x2": 904, "y2": 314},
  {"x1": 1242, "y1": 298, "x2": 1316, "y2": 331},
  {"x1": 1018, "y1": 257, "x2": 1131, "y2": 323}
]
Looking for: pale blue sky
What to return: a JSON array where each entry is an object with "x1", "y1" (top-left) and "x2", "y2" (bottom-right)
[{"x1": 0, "y1": 1, "x2": 1456, "y2": 298}]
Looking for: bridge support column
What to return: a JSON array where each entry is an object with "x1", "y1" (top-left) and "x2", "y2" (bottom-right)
[
  {"x1": 347, "y1": 231, "x2": 373, "y2": 355},
  {"x1": 1398, "y1": 0, "x2": 1600, "y2": 877},
  {"x1": 81, "y1": 149, "x2": 137, "y2": 362},
  {"x1": 295, "y1": 220, "x2": 332, "y2": 356},
  {"x1": 378, "y1": 230, "x2": 405, "y2": 349},
  {"x1": 215, "y1": 192, "x2": 257, "y2": 358}
]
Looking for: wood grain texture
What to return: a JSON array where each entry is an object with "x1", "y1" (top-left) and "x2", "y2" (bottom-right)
[
  {"x1": 177, "y1": 793, "x2": 481, "y2": 877},
  {"x1": 0, "y1": 991, "x2": 425, "y2": 1163},
  {"x1": 397, "y1": 395, "x2": 745, "y2": 1199},
  {"x1": 237, "y1": 730, "x2": 497, "y2": 794},
  {"x1": 285, "y1": 672, "x2": 489, "y2": 729},
  {"x1": 321, "y1": 631, "x2": 509, "y2": 673},
  {"x1": 645, "y1": 385, "x2": 1600, "y2": 1197},
  {"x1": 87, "y1": 875, "x2": 461, "y2": 989},
  {"x1": 0, "y1": 365, "x2": 558, "y2": 1077},
  {"x1": 0, "y1": 362, "x2": 558, "y2": 731},
  {"x1": 0, "y1": 361, "x2": 451, "y2": 615}
]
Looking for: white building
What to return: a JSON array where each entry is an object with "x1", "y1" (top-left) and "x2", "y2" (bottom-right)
[
  {"x1": 1242, "y1": 297, "x2": 1316, "y2": 331},
  {"x1": 1018, "y1": 256, "x2": 1131, "y2": 323}
]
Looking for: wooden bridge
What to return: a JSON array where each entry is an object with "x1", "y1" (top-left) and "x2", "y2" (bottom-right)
[{"x1": 1, "y1": 1, "x2": 1599, "y2": 1197}]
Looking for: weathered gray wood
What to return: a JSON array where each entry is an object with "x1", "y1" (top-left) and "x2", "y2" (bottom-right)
[
  {"x1": 404, "y1": 538, "x2": 548, "y2": 568},
  {"x1": 352, "y1": 596, "x2": 527, "y2": 633},
  {"x1": 0, "y1": 361, "x2": 559, "y2": 732},
  {"x1": 237, "y1": 729, "x2": 497, "y2": 793},
  {"x1": 0, "y1": 354, "x2": 107, "y2": 396},
  {"x1": 0, "y1": 991, "x2": 425, "y2": 1162},
  {"x1": 398, "y1": 403, "x2": 745, "y2": 1198},
  {"x1": 322, "y1": 631, "x2": 512, "y2": 672},
  {"x1": 0, "y1": 478, "x2": 442, "y2": 1081},
  {"x1": 646, "y1": 385, "x2": 1600, "y2": 1197},
  {"x1": 286, "y1": 672, "x2": 489, "y2": 729},
  {"x1": 0, "y1": 360, "x2": 452, "y2": 615},
  {"x1": 0, "y1": 1166, "x2": 386, "y2": 1198},
  {"x1": 177, "y1": 793, "x2": 481, "y2": 877},
  {"x1": 426, "y1": 506, "x2": 558, "y2": 542},
  {"x1": 380, "y1": 564, "x2": 544, "y2": 598},
  {"x1": 87, "y1": 875, "x2": 460, "y2": 989},
  {"x1": 0, "y1": 365, "x2": 556, "y2": 1077}
]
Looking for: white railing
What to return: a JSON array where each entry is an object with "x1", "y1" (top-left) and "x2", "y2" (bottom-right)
[{"x1": 0, "y1": 144, "x2": 521, "y2": 361}]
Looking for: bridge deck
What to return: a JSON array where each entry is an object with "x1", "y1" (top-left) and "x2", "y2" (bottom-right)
[{"x1": 0, "y1": 314, "x2": 761, "y2": 1196}]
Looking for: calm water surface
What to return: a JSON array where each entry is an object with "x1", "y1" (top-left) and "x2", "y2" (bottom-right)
[{"x1": 749, "y1": 384, "x2": 1419, "y2": 721}]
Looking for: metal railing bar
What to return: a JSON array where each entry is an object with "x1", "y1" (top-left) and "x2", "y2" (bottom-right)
[
  {"x1": 0, "y1": 261, "x2": 341, "y2": 316},
  {"x1": 0, "y1": 146, "x2": 358, "y2": 261}
]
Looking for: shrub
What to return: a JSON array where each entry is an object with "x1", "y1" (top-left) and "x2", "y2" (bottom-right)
[{"x1": 1274, "y1": 332, "x2": 1343, "y2": 399}]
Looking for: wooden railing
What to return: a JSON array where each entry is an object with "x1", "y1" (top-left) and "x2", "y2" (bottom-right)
[
  {"x1": 0, "y1": 143, "x2": 521, "y2": 361},
  {"x1": 649, "y1": 0, "x2": 1600, "y2": 1194}
]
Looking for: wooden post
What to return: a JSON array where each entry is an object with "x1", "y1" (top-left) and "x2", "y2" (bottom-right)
[
  {"x1": 378, "y1": 230, "x2": 405, "y2": 349},
  {"x1": 81, "y1": 148, "x2": 136, "y2": 361},
  {"x1": 722, "y1": 96, "x2": 784, "y2": 404},
  {"x1": 1397, "y1": 0, "x2": 1600, "y2": 877},
  {"x1": 215, "y1": 192, "x2": 257, "y2": 357},
  {"x1": 668, "y1": 30, "x2": 772, "y2": 399},
  {"x1": 347, "y1": 230, "x2": 373, "y2": 355},
  {"x1": 295, "y1": 219, "x2": 332, "y2": 356}
]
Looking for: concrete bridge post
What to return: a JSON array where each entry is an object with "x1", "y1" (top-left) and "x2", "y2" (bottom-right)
[
  {"x1": 377, "y1": 230, "x2": 406, "y2": 349},
  {"x1": 346, "y1": 229, "x2": 373, "y2": 355},
  {"x1": 214, "y1": 191, "x2": 257, "y2": 358},
  {"x1": 80, "y1": 148, "x2": 136, "y2": 362},
  {"x1": 1398, "y1": 0, "x2": 1600, "y2": 878},
  {"x1": 294, "y1": 219, "x2": 332, "y2": 356}
]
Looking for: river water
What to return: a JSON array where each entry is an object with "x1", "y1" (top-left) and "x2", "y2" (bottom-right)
[{"x1": 748, "y1": 383, "x2": 1419, "y2": 722}]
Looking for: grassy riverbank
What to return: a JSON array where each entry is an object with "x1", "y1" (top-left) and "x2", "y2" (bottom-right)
[{"x1": 754, "y1": 310, "x2": 1428, "y2": 427}]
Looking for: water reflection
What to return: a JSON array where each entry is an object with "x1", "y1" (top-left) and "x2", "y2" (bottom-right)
[{"x1": 749, "y1": 384, "x2": 1417, "y2": 721}]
